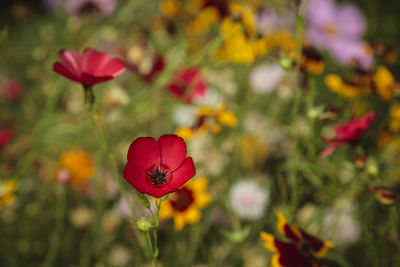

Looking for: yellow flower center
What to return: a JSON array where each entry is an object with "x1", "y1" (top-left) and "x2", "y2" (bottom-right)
[{"x1": 324, "y1": 24, "x2": 339, "y2": 36}]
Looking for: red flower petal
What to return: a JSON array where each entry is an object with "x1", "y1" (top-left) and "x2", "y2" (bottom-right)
[
  {"x1": 158, "y1": 135, "x2": 187, "y2": 171},
  {"x1": 81, "y1": 49, "x2": 110, "y2": 75},
  {"x1": 53, "y1": 62, "x2": 81, "y2": 83},
  {"x1": 334, "y1": 112, "x2": 375, "y2": 140},
  {"x1": 127, "y1": 137, "x2": 161, "y2": 169},
  {"x1": 124, "y1": 161, "x2": 174, "y2": 198},
  {"x1": 101, "y1": 58, "x2": 126, "y2": 77},
  {"x1": 320, "y1": 140, "x2": 344, "y2": 158},
  {"x1": 58, "y1": 50, "x2": 82, "y2": 75},
  {"x1": 168, "y1": 157, "x2": 196, "y2": 189},
  {"x1": 80, "y1": 73, "x2": 113, "y2": 85}
]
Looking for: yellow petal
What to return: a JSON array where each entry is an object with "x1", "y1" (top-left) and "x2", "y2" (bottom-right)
[
  {"x1": 260, "y1": 232, "x2": 278, "y2": 253},
  {"x1": 173, "y1": 213, "x2": 186, "y2": 231},
  {"x1": 271, "y1": 254, "x2": 283, "y2": 267},
  {"x1": 175, "y1": 127, "x2": 194, "y2": 140},
  {"x1": 216, "y1": 110, "x2": 237, "y2": 127},
  {"x1": 276, "y1": 211, "x2": 287, "y2": 236},
  {"x1": 189, "y1": 177, "x2": 208, "y2": 192},
  {"x1": 183, "y1": 207, "x2": 201, "y2": 224},
  {"x1": 315, "y1": 240, "x2": 335, "y2": 258},
  {"x1": 159, "y1": 201, "x2": 174, "y2": 220}
]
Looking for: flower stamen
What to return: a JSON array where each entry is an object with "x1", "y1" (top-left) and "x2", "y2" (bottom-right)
[{"x1": 148, "y1": 167, "x2": 169, "y2": 185}]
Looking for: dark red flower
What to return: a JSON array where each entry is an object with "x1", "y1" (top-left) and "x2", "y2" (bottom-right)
[
  {"x1": 167, "y1": 68, "x2": 207, "y2": 104},
  {"x1": 129, "y1": 55, "x2": 166, "y2": 83},
  {"x1": 261, "y1": 212, "x2": 334, "y2": 267},
  {"x1": 370, "y1": 185, "x2": 400, "y2": 205},
  {"x1": 0, "y1": 127, "x2": 13, "y2": 149},
  {"x1": 320, "y1": 111, "x2": 375, "y2": 158},
  {"x1": 53, "y1": 48, "x2": 125, "y2": 86},
  {"x1": 123, "y1": 135, "x2": 196, "y2": 198},
  {"x1": 2, "y1": 79, "x2": 23, "y2": 100}
]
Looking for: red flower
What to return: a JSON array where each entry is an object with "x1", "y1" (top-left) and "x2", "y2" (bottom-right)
[
  {"x1": 320, "y1": 111, "x2": 375, "y2": 158},
  {"x1": 0, "y1": 127, "x2": 13, "y2": 149},
  {"x1": 261, "y1": 212, "x2": 334, "y2": 267},
  {"x1": 167, "y1": 68, "x2": 207, "y2": 103},
  {"x1": 123, "y1": 135, "x2": 196, "y2": 198},
  {"x1": 53, "y1": 48, "x2": 125, "y2": 86},
  {"x1": 2, "y1": 79, "x2": 23, "y2": 100}
]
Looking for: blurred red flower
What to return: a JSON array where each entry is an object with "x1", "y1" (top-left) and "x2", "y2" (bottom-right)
[
  {"x1": 124, "y1": 135, "x2": 196, "y2": 198},
  {"x1": 2, "y1": 79, "x2": 23, "y2": 100},
  {"x1": 261, "y1": 212, "x2": 334, "y2": 267},
  {"x1": 53, "y1": 48, "x2": 125, "y2": 86},
  {"x1": 0, "y1": 127, "x2": 13, "y2": 149},
  {"x1": 320, "y1": 111, "x2": 375, "y2": 158},
  {"x1": 167, "y1": 68, "x2": 207, "y2": 103}
]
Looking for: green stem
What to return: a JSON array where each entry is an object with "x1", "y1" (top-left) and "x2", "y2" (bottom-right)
[
  {"x1": 152, "y1": 199, "x2": 162, "y2": 266},
  {"x1": 41, "y1": 185, "x2": 66, "y2": 267},
  {"x1": 289, "y1": 1, "x2": 306, "y2": 216}
]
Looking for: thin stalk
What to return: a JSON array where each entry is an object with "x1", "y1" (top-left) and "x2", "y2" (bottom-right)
[{"x1": 41, "y1": 185, "x2": 66, "y2": 267}]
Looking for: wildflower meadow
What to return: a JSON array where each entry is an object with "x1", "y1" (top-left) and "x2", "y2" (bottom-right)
[{"x1": 1, "y1": 0, "x2": 400, "y2": 266}]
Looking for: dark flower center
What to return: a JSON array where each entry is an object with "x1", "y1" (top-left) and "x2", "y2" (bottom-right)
[
  {"x1": 169, "y1": 188, "x2": 194, "y2": 212},
  {"x1": 78, "y1": 2, "x2": 101, "y2": 16},
  {"x1": 148, "y1": 167, "x2": 168, "y2": 185},
  {"x1": 298, "y1": 241, "x2": 313, "y2": 257}
]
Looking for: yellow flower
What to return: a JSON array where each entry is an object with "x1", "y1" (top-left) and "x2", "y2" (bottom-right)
[
  {"x1": 216, "y1": 3, "x2": 267, "y2": 64},
  {"x1": 175, "y1": 103, "x2": 237, "y2": 140},
  {"x1": 270, "y1": 29, "x2": 298, "y2": 56},
  {"x1": 186, "y1": 7, "x2": 219, "y2": 36},
  {"x1": 159, "y1": 177, "x2": 211, "y2": 231},
  {"x1": 240, "y1": 135, "x2": 268, "y2": 169},
  {"x1": 325, "y1": 74, "x2": 370, "y2": 99},
  {"x1": 260, "y1": 212, "x2": 334, "y2": 267},
  {"x1": 389, "y1": 104, "x2": 400, "y2": 133},
  {"x1": 160, "y1": 0, "x2": 180, "y2": 18},
  {"x1": 378, "y1": 129, "x2": 391, "y2": 148},
  {"x1": 373, "y1": 66, "x2": 395, "y2": 101},
  {"x1": 0, "y1": 180, "x2": 18, "y2": 210},
  {"x1": 59, "y1": 148, "x2": 94, "y2": 191},
  {"x1": 301, "y1": 46, "x2": 324, "y2": 75}
]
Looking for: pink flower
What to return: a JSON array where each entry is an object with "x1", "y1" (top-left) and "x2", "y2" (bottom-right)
[
  {"x1": 53, "y1": 48, "x2": 125, "y2": 87},
  {"x1": 306, "y1": 0, "x2": 372, "y2": 69},
  {"x1": 320, "y1": 112, "x2": 375, "y2": 158}
]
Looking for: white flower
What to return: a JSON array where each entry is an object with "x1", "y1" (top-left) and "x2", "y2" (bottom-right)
[
  {"x1": 321, "y1": 208, "x2": 361, "y2": 247},
  {"x1": 250, "y1": 63, "x2": 285, "y2": 94},
  {"x1": 104, "y1": 85, "x2": 129, "y2": 108},
  {"x1": 108, "y1": 245, "x2": 131, "y2": 266},
  {"x1": 229, "y1": 180, "x2": 269, "y2": 220},
  {"x1": 172, "y1": 105, "x2": 197, "y2": 127},
  {"x1": 69, "y1": 206, "x2": 94, "y2": 229}
]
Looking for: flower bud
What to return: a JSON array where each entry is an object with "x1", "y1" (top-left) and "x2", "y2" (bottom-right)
[{"x1": 137, "y1": 217, "x2": 152, "y2": 231}]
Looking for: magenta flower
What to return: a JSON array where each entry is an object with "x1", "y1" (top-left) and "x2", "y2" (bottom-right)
[
  {"x1": 53, "y1": 48, "x2": 125, "y2": 87},
  {"x1": 320, "y1": 112, "x2": 375, "y2": 158},
  {"x1": 306, "y1": 0, "x2": 372, "y2": 69}
]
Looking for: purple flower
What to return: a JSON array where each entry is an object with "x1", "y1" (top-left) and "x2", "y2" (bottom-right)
[
  {"x1": 65, "y1": 0, "x2": 116, "y2": 17},
  {"x1": 256, "y1": 9, "x2": 296, "y2": 34},
  {"x1": 306, "y1": 0, "x2": 372, "y2": 69}
]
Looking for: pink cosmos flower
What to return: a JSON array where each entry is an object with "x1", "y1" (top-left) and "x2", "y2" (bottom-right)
[
  {"x1": 306, "y1": 0, "x2": 372, "y2": 69},
  {"x1": 53, "y1": 48, "x2": 125, "y2": 87},
  {"x1": 320, "y1": 112, "x2": 375, "y2": 158},
  {"x1": 123, "y1": 135, "x2": 196, "y2": 198}
]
